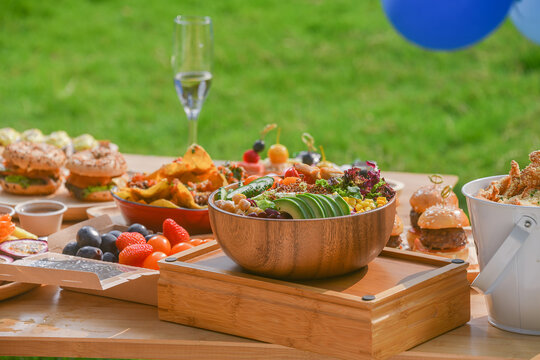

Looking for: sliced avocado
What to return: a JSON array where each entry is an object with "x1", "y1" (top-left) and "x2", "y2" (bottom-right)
[
  {"x1": 289, "y1": 197, "x2": 314, "y2": 219},
  {"x1": 297, "y1": 193, "x2": 325, "y2": 218},
  {"x1": 322, "y1": 194, "x2": 346, "y2": 216},
  {"x1": 274, "y1": 198, "x2": 308, "y2": 219},
  {"x1": 303, "y1": 193, "x2": 330, "y2": 218},
  {"x1": 331, "y1": 194, "x2": 352, "y2": 216},
  {"x1": 313, "y1": 194, "x2": 337, "y2": 217}
]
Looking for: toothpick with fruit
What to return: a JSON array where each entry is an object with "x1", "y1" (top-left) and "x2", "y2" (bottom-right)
[
  {"x1": 265, "y1": 127, "x2": 291, "y2": 174},
  {"x1": 297, "y1": 133, "x2": 321, "y2": 165},
  {"x1": 239, "y1": 124, "x2": 277, "y2": 176}
]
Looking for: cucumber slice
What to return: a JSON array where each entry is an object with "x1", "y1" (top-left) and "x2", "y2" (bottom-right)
[{"x1": 226, "y1": 176, "x2": 274, "y2": 200}]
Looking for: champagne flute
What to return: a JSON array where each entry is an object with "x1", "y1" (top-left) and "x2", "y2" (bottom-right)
[{"x1": 172, "y1": 15, "x2": 213, "y2": 146}]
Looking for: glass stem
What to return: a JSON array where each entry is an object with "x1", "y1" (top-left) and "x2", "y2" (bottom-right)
[{"x1": 187, "y1": 116, "x2": 198, "y2": 145}]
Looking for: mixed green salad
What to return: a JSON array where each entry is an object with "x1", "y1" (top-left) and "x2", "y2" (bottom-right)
[{"x1": 215, "y1": 164, "x2": 395, "y2": 219}]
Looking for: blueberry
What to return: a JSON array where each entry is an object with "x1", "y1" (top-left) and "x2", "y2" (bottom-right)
[
  {"x1": 127, "y1": 223, "x2": 149, "y2": 236},
  {"x1": 108, "y1": 230, "x2": 122, "y2": 238},
  {"x1": 76, "y1": 226, "x2": 101, "y2": 248},
  {"x1": 299, "y1": 151, "x2": 321, "y2": 166},
  {"x1": 144, "y1": 234, "x2": 154, "y2": 242},
  {"x1": 62, "y1": 241, "x2": 79, "y2": 256},
  {"x1": 76, "y1": 246, "x2": 103, "y2": 260},
  {"x1": 100, "y1": 233, "x2": 117, "y2": 254},
  {"x1": 252, "y1": 140, "x2": 265, "y2": 153},
  {"x1": 102, "y1": 252, "x2": 118, "y2": 263}
]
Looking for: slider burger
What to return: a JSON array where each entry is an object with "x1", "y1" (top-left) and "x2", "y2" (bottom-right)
[
  {"x1": 0, "y1": 142, "x2": 66, "y2": 195},
  {"x1": 386, "y1": 214, "x2": 403, "y2": 248},
  {"x1": 413, "y1": 205, "x2": 470, "y2": 260},
  {"x1": 407, "y1": 183, "x2": 458, "y2": 248},
  {"x1": 65, "y1": 147, "x2": 127, "y2": 201}
]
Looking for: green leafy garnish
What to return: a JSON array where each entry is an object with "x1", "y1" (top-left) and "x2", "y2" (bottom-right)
[
  {"x1": 4, "y1": 175, "x2": 45, "y2": 189},
  {"x1": 83, "y1": 184, "x2": 115, "y2": 197}
]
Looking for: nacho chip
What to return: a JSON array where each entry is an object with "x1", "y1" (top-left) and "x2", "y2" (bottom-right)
[
  {"x1": 130, "y1": 179, "x2": 171, "y2": 202},
  {"x1": 183, "y1": 144, "x2": 214, "y2": 174},
  {"x1": 207, "y1": 170, "x2": 228, "y2": 189},
  {"x1": 115, "y1": 189, "x2": 136, "y2": 202},
  {"x1": 148, "y1": 199, "x2": 180, "y2": 208},
  {"x1": 171, "y1": 180, "x2": 205, "y2": 209}
]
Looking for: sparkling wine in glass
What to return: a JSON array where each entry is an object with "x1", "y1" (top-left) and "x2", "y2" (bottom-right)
[{"x1": 172, "y1": 15, "x2": 213, "y2": 146}]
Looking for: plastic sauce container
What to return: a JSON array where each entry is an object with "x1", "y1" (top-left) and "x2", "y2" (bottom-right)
[{"x1": 15, "y1": 200, "x2": 67, "y2": 236}]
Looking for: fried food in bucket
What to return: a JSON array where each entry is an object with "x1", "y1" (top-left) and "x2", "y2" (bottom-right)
[
  {"x1": 478, "y1": 150, "x2": 540, "y2": 206},
  {"x1": 114, "y1": 145, "x2": 232, "y2": 209}
]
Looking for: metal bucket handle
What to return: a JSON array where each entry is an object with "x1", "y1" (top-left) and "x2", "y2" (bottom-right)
[{"x1": 472, "y1": 215, "x2": 538, "y2": 295}]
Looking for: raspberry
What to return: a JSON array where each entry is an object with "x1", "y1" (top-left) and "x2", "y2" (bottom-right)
[
  {"x1": 242, "y1": 149, "x2": 260, "y2": 164},
  {"x1": 116, "y1": 232, "x2": 146, "y2": 251},
  {"x1": 162, "y1": 218, "x2": 190, "y2": 246},
  {"x1": 119, "y1": 243, "x2": 154, "y2": 267}
]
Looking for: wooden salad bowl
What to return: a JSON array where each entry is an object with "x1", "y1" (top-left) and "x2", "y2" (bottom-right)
[{"x1": 208, "y1": 189, "x2": 396, "y2": 280}]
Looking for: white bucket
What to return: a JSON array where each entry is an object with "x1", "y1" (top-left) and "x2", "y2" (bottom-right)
[{"x1": 462, "y1": 175, "x2": 540, "y2": 335}]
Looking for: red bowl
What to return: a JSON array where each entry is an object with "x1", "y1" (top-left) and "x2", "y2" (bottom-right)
[{"x1": 111, "y1": 191, "x2": 211, "y2": 234}]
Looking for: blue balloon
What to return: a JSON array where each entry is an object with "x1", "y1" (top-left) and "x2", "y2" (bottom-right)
[
  {"x1": 382, "y1": 0, "x2": 514, "y2": 51},
  {"x1": 511, "y1": 0, "x2": 540, "y2": 45}
]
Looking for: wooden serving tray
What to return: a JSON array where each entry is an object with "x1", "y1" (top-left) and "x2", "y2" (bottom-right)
[
  {"x1": 158, "y1": 244, "x2": 470, "y2": 360},
  {"x1": 0, "y1": 281, "x2": 39, "y2": 301}
]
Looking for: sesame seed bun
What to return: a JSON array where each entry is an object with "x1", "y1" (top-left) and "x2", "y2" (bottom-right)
[
  {"x1": 3, "y1": 142, "x2": 66, "y2": 171},
  {"x1": 409, "y1": 184, "x2": 458, "y2": 213},
  {"x1": 0, "y1": 177, "x2": 62, "y2": 195},
  {"x1": 64, "y1": 182, "x2": 113, "y2": 202},
  {"x1": 413, "y1": 238, "x2": 469, "y2": 261},
  {"x1": 417, "y1": 205, "x2": 470, "y2": 229},
  {"x1": 66, "y1": 147, "x2": 127, "y2": 177}
]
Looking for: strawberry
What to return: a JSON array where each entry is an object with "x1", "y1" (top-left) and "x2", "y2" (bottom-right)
[
  {"x1": 119, "y1": 243, "x2": 154, "y2": 267},
  {"x1": 242, "y1": 149, "x2": 260, "y2": 164},
  {"x1": 162, "y1": 218, "x2": 190, "y2": 246},
  {"x1": 116, "y1": 232, "x2": 146, "y2": 251}
]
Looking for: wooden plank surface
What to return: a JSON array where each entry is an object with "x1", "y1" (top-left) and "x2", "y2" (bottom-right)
[{"x1": 1, "y1": 285, "x2": 540, "y2": 360}]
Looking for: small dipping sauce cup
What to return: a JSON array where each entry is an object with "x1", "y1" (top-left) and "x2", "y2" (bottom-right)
[
  {"x1": 0, "y1": 205, "x2": 15, "y2": 218},
  {"x1": 15, "y1": 200, "x2": 67, "y2": 236}
]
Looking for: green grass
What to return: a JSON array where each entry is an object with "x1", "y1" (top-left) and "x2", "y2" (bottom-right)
[{"x1": 1, "y1": 0, "x2": 540, "y2": 204}]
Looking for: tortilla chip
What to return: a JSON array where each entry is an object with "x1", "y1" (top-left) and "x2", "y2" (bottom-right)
[
  {"x1": 114, "y1": 189, "x2": 135, "y2": 201},
  {"x1": 130, "y1": 179, "x2": 171, "y2": 201},
  {"x1": 183, "y1": 144, "x2": 214, "y2": 174},
  {"x1": 148, "y1": 199, "x2": 180, "y2": 208},
  {"x1": 171, "y1": 180, "x2": 205, "y2": 209},
  {"x1": 207, "y1": 170, "x2": 228, "y2": 189}
]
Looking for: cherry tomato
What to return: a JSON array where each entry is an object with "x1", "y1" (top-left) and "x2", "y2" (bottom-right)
[
  {"x1": 170, "y1": 242, "x2": 194, "y2": 254},
  {"x1": 142, "y1": 251, "x2": 168, "y2": 270},
  {"x1": 188, "y1": 238, "x2": 206, "y2": 247},
  {"x1": 147, "y1": 235, "x2": 171, "y2": 255},
  {"x1": 284, "y1": 167, "x2": 299, "y2": 178}
]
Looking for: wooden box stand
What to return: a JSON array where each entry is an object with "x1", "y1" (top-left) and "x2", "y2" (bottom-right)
[{"x1": 158, "y1": 242, "x2": 470, "y2": 360}]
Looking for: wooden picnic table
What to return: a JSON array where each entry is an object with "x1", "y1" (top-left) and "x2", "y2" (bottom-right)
[{"x1": 1, "y1": 154, "x2": 539, "y2": 360}]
